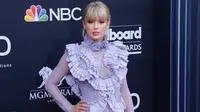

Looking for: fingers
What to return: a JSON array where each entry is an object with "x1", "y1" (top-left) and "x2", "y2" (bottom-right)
[
  {"x1": 79, "y1": 100, "x2": 87, "y2": 104},
  {"x1": 79, "y1": 101, "x2": 88, "y2": 106},
  {"x1": 80, "y1": 103, "x2": 89, "y2": 108},
  {"x1": 74, "y1": 100, "x2": 89, "y2": 112},
  {"x1": 79, "y1": 101, "x2": 89, "y2": 111},
  {"x1": 78, "y1": 106, "x2": 89, "y2": 111},
  {"x1": 78, "y1": 110, "x2": 87, "y2": 112}
]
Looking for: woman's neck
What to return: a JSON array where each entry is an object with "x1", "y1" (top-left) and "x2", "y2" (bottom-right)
[{"x1": 83, "y1": 34, "x2": 109, "y2": 52}]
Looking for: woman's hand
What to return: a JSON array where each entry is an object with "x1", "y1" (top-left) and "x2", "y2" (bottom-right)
[{"x1": 73, "y1": 100, "x2": 89, "y2": 112}]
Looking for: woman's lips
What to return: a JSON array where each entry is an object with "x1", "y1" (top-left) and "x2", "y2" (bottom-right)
[{"x1": 92, "y1": 32, "x2": 100, "y2": 36}]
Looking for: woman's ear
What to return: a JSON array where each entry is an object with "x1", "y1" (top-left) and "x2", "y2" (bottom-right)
[
  {"x1": 82, "y1": 21, "x2": 86, "y2": 29},
  {"x1": 107, "y1": 20, "x2": 110, "y2": 29}
]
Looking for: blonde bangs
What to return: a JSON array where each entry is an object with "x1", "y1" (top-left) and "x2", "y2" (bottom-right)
[
  {"x1": 85, "y1": 6, "x2": 108, "y2": 21},
  {"x1": 83, "y1": 1, "x2": 110, "y2": 22}
]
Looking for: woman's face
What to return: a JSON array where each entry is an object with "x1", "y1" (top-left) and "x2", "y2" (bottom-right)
[{"x1": 83, "y1": 18, "x2": 110, "y2": 41}]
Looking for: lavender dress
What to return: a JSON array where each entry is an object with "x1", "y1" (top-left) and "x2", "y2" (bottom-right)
[{"x1": 64, "y1": 35, "x2": 129, "y2": 112}]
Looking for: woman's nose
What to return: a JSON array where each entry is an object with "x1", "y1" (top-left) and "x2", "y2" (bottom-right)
[{"x1": 93, "y1": 22, "x2": 99, "y2": 29}]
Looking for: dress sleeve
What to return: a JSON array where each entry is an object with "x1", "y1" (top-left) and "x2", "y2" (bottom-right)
[
  {"x1": 112, "y1": 41, "x2": 134, "y2": 111},
  {"x1": 120, "y1": 77, "x2": 135, "y2": 112},
  {"x1": 39, "y1": 50, "x2": 75, "y2": 112}
]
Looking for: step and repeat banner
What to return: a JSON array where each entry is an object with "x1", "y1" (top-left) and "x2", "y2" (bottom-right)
[{"x1": 0, "y1": 0, "x2": 152, "y2": 112}]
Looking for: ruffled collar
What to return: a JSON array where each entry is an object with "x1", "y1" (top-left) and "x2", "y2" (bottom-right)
[{"x1": 83, "y1": 35, "x2": 109, "y2": 52}]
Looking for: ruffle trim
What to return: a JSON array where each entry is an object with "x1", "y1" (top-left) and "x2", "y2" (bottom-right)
[
  {"x1": 88, "y1": 91, "x2": 127, "y2": 112},
  {"x1": 38, "y1": 67, "x2": 126, "y2": 112},
  {"x1": 65, "y1": 75, "x2": 82, "y2": 98},
  {"x1": 65, "y1": 41, "x2": 129, "y2": 91}
]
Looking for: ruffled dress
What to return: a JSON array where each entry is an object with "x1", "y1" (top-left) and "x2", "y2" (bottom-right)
[{"x1": 64, "y1": 35, "x2": 129, "y2": 112}]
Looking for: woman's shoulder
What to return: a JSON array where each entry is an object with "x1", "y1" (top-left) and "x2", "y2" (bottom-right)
[
  {"x1": 65, "y1": 43, "x2": 80, "y2": 47},
  {"x1": 65, "y1": 42, "x2": 84, "y2": 52}
]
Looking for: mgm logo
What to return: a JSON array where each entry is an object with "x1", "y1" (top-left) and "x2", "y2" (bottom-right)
[{"x1": 29, "y1": 67, "x2": 73, "y2": 101}]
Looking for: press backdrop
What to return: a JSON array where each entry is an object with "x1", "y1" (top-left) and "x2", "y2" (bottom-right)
[{"x1": 0, "y1": 0, "x2": 152, "y2": 112}]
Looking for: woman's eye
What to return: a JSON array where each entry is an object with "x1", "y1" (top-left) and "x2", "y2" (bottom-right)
[
  {"x1": 99, "y1": 21, "x2": 105, "y2": 23},
  {"x1": 87, "y1": 20, "x2": 94, "y2": 23}
]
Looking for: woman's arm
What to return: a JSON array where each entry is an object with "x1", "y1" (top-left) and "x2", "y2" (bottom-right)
[
  {"x1": 121, "y1": 77, "x2": 135, "y2": 112},
  {"x1": 45, "y1": 54, "x2": 74, "y2": 112}
]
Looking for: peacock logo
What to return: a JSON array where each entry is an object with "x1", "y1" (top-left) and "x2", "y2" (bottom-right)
[{"x1": 24, "y1": 5, "x2": 48, "y2": 22}]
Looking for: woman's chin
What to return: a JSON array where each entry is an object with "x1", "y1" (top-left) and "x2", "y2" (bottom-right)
[{"x1": 91, "y1": 36, "x2": 104, "y2": 41}]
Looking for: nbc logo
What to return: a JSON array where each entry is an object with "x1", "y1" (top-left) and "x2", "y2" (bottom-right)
[
  {"x1": 24, "y1": 5, "x2": 82, "y2": 22},
  {"x1": 24, "y1": 5, "x2": 48, "y2": 22}
]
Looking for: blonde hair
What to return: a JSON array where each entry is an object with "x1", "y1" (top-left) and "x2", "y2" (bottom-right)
[{"x1": 82, "y1": 1, "x2": 111, "y2": 37}]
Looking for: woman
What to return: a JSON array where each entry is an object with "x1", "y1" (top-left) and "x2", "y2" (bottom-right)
[{"x1": 44, "y1": 1, "x2": 135, "y2": 112}]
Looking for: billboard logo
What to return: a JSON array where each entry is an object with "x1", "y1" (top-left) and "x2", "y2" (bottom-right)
[
  {"x1": 0, "y1": 36, "x2": 11, "y2": 56},
  {"x1": 107, "y1": 25, "x2": 142, "y2": 55},
  {"x1": 0, "y1": 36, "x2": 12, "y2": 68},
  {"x1": 131, "y1": 93, "x2": 140, "y2": 110},
  {"x1": 25, "y1": 5, "x2": 48, "y2": 22}
]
